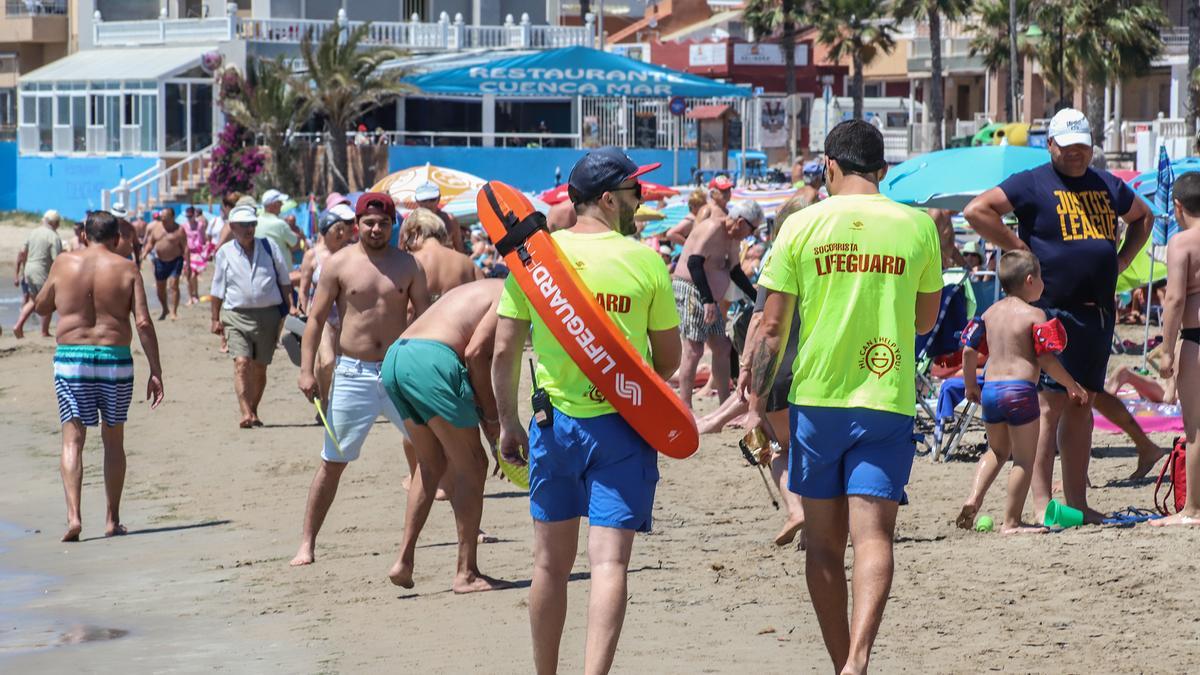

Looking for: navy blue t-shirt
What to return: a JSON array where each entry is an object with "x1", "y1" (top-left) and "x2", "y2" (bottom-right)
[{"x1": 998, "y1": 163, "x2": 1135, "y2": 309}]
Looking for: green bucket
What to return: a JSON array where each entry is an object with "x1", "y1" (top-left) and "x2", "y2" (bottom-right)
[{"x1": 1043, "y1": 499, "x2": 1084, "y2": 528}]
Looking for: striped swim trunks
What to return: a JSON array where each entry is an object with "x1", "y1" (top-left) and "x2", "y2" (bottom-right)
[
  {"x1": 53, "y1": 345, "x2": 135, "y2": 427},
  {"x1": 672, "y1": 276, "x2": 726, "y2": 342}
]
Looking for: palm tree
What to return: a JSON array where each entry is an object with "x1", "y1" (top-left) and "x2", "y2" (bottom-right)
[
  {"x1": 1040, "y1": 0, "x2": 1165, "y2": 146},
  {"x1": 811, "y1": 0, "x2": 898, "y2": 120},
  {"x1": 298, "y1": 22, "x2": 410, "y2": 193},
  {"x1": 894, "y1": 0, "x2": 973, "y2": 150},
  {"x1": 218, "y1": 56, "x2": 308, "y2": 196},
  {"x1": 745, "y1": 0, "x2": 804, "y2": 156},
  {"x1": 1187, "y1": 0, "x2": 1199, "y2": 132},
  {"x1": 967, "y1": 0, "x2": 1032, "y2": 123}
]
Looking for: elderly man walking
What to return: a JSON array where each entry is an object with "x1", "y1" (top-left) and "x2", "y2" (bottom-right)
[
  {"x1": 964, "y1": 108, "x2": 1155, "y2": 522},
  {"x1": 210, "y1": 204, "x2": 296, "y2": 428},
  {"x1": 13, "y1": 209, "x2": 63, "y2": 338}
]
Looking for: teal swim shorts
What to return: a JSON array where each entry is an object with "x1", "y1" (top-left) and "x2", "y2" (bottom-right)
[{"x1": 382, "y1": 338, "x2": 480, "y2": 428}]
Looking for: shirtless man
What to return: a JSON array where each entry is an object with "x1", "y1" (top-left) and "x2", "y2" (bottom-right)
[
  {"x1": 144, "y1": 208, "x2": 187, "y2": 320},
  {"x1": 928, "y1": 208, "x2": 968, "y2": 269},
  {"x1": 1153, "y1": 172, "x2": 1200, "y2": 527},
  {"x1": 401, "y1": 208, "x2": 482, "y2": 302},
  {"x1": 297, "y1": 203, "x2": 356, "y2": 410},
  {"x1": 696, "y1": 174, "x2": 734, "y2": 223},
  {"x1": 382, "y1": 279, "x2": 510, "y2": 593},
  {"x1": 793, "y1": 161, "x2": 824, "y2": 207},
  {"x1": 546, "y1": 199, "x2": 577, "y2": 232},
  {"x1": 414, "y1": 181, "x2": 465, "y2": 253},
  {"x1": 291, "y1": 192, "x2": 431, "y2": 567},
  {"x1": 35, "y1": 211, "x2": 164, "y2": 542},
  {"x1": 672, "y1": 200, "x2": 762, "y2": 408}
]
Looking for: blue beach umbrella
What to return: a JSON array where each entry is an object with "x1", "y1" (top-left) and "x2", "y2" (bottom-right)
[
  {"x1": 882, "y1": 146, "x2": 1049, "y2": 211},
  {"x1": 1131, "y1": 156, "x2": 1200, "y2": 220}
]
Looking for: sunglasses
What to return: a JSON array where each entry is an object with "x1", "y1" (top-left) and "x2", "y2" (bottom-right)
[{"x1": 610, "y1": 183, "x2": 643, "y2": 201}]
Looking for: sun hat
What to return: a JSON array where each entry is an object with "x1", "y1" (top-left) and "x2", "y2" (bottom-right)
[
  {"x1": 413, "y1": 182, "x2": 441, "y2": 202},
  {"x1": 228, "y1": 204, "x2": 258, "y2": 224},
  {"x1": 261, "y1": 189, "x2": 289, "y2": 207}
]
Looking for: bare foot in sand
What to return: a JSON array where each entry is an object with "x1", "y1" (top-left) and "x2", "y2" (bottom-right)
[
  {"x1": 219, "y1": 342, "x2": 229, "y2": 354},
  {"x1": 12, "y1": 325, "x2": 23, "y2": 339},
  {"x1": 289, "y1": 544, "x2": 315, "y2": 566},
  {"x1": 158, "y1": 310, "x2": 168, "y2": 321},
  {"x1": 388, "y1": 560, "x2": 414, "y2": 588},
  {"x1": 239, "y1": 417, "x2": 254, "y2": 429},
  {"x1": 774, "y1": 517, "x2": 805, "y2": 546},
  {"x1": 1130, "y1": 446, "x2": 1167, "y2": 480},
  {"x1": 1150, "y1": 512, "x2": 1200, "y2": 527},
  {"x1": 452, "y1": 572, "x2": 513, "y2": 594},
  {"x1": 955, "y1": 503, "x2": 978, "y2": 530},
  {"x1": 62, "y1": 521, "x2": 81, "y2": 542},
  {"x1": 170, "y1": 313, "x2": 179, "y2": 321},
  {"x1": 105, "y1": 523, "x2": 127, "y2": 537},
  {"x1": 477, "y1": 530, "x2": 499, "y2": 544},
  {"x1": 1001, "y1": 523, "x2": 1048, "y2": 534},
  {"x1": 1082, "y1": 506, "x2": 1106, "y2": 525}
]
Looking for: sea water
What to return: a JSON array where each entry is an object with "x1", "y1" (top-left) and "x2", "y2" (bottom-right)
[{"x1": 0, "y1": 521, "x2": 128, "y2": 659}]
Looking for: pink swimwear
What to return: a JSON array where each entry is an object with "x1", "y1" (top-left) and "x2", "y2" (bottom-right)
[{"x1": 185, "y1": 219, "x2": 208, "y2": 274}]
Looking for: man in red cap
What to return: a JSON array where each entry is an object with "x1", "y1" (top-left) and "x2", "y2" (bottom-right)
[
  {"x1": 697, "y1": 174, "x2": 734, "y2": 223},
  {"x1": 290, "y1": 191, "x2": 432, "y2": 567}
]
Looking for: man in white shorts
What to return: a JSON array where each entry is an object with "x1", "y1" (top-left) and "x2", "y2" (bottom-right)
[{"x1": 291, "y1": 192, "x2": 431, "y2": 566}]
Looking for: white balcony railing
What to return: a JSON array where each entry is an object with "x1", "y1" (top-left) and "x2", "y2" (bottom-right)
[
  {"x1": 95, "y1": 7, "x2": 595, "y2": 51},
  {"x1": 1163, "y1": 27, "x2": 1189, "y2": 52}
]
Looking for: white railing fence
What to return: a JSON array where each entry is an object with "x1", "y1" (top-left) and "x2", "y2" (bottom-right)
[
  {"x1": 95, "y1": 7, "x2": 595, "y2": 51},
  {"x1": 103, "y1": 145, "x2": 211, "y2": 215}
]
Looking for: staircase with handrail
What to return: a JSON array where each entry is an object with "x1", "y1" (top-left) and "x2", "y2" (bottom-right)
[{"x1": 102, "y1": 145, "x2": 214, "y2": 216}]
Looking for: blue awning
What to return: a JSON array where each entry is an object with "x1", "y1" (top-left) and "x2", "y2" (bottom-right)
[{"x1": 404, "y1": 46, "x2": 751, "y2": 99}]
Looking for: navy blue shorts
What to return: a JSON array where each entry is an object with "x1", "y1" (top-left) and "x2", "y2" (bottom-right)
[
  {"x1": 788, "y1": 405, "x2": 916, "y2": 502},
  {"x1": 528, "y1": 409, "x2": 659, "y2": 532},
  {"x1": 1038, "y1": 304, "x2": 1113, "y2": 393},
  {"x1": 980, "y1": 380, "x2": 1040, "y2": 426},
  {"x1": 153, "y1": 255, "x2": 184, "y2": 281}
]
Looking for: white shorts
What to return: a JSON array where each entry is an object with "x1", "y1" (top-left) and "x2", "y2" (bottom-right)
[{"x1": 321, "y1": 356, "x2": 409, "y2": 462}]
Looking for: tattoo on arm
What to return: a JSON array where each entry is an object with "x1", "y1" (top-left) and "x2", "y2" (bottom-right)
[{"x1": 750, "y1": 337, "x2": 779, "y2": 398}]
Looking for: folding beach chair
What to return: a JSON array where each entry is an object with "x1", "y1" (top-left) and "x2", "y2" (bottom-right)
[
  {"x1": 933, "y1": 376, "x2": 984, "y2": 461},
  {"x1": 913, "y1": 268, "x2": 975, "y2": 454}
]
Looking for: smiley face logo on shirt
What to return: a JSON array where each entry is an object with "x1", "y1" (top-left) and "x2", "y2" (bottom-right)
[{"x1": 859, "y1": 337, "x2": 899, "y2": 378}]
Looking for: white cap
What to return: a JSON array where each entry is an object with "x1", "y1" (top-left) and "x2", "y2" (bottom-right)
[
  {"x1": 727, "y1": 199, "x2": 764, "y2": 227},
  {"x1": 110, "y1": 202, "x2": 128, "y2": 218},
  {"x1": 261, "y1": 189, "x2": 289, "y2": 206},
  {"x1": 413, "y1": 181, "x2": 441, "y2": 202},
  {"x1": 43, "y1": 209, "x2": 61, "y2": 223},
  {"x1": 1048, "y1": 108, "x2": 1092, "y2": 147},
  {"x1": 329, "y1": 203, "x2": 355, "y2": 221},
  {"x1": 228, "y1": 204, "x2": 258, "y2": 224}
]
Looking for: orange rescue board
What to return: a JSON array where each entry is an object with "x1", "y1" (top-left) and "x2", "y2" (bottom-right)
[{"x1": 478, "y1": 181, "x2": 698, "y2": 459}]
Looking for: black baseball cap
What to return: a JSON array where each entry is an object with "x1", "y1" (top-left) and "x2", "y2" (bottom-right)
[{"x1": 568, "y1": 147, "x2": 660, "y2": 204}]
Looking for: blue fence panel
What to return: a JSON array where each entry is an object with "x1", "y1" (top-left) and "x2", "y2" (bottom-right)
[
  {"x1": 16, "y1": 156, "x2": 158, "y2": 221},
  {"x1": 386, "y1": 146, "x2": 688, "y2": 192},
  {"x1": 0, "y1": 142, "x2": 15, "y2": 210}
]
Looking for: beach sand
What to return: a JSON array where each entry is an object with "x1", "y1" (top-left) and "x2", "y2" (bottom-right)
[{"x1": 2, "y1": 223, "x2": 1199, "y2": 673}]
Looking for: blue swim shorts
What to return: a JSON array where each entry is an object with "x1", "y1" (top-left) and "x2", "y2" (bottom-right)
[
  {"x1": 528, "y1": 409, "x2": 659, "y2": 532},
  {"x1": 789, "y1": 405, "x2": 916, "y2": 502},
  {"x1": 980, "y1": 379, "x2": 1040, "y2": 426}
]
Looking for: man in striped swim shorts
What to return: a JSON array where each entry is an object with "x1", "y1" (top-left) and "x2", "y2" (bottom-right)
[{"x1": 36, "y1": 211, "x2": 164, "y2": 542}]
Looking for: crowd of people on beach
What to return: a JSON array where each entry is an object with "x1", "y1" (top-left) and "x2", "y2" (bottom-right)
[{"x1": 17, "y1": 108, "x2": 1200, "y2": 674}]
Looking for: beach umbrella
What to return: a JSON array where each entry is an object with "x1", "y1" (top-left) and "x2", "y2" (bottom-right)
[
  {"x1": 370, "y1": 163, "x2": 486, "y2": 209},
  {"x1": 440, "y1": 189, "x2": 550, "y2": 227},
  {"x1": 635, "y1": 205, "x2": 665, "y2": 222},
  {"x1": 539, "y1": 184, "x2": 569, "y2": 205},
  {"x1": 1130, "y1": 157, "x2": 1200, "y2": 209},
  {"x1": 640, "y1": 182, "x2": 679, "y2": 202},
  {"x1": 882, "y1": 146, "x2": 1048, "y2": 211},
  {"x1": 731, "y1": 185, "x2": 795, "y2": 218}
]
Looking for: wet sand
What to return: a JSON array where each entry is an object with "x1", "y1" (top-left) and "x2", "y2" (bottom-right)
[{"x1": 2, "y1": 222, "x2": 1200, "y2": 672}]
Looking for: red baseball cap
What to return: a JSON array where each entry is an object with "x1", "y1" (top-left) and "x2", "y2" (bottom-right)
[
  {"x1": 355, "y1": 192, "x2": 396, "y2": 222},
  {"x1": 709, "y1": 175, "x2": 734, "y2": 191}
]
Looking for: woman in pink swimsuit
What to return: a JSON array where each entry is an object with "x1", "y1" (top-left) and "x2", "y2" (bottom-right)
[{"x1": 183, "y1": 206, "x2": 209, "y2": 306}]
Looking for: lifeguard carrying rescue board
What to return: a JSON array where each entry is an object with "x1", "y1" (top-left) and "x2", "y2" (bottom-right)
[{"x1": 477, "y1": 180, "x2": 699, "y2": 459}]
